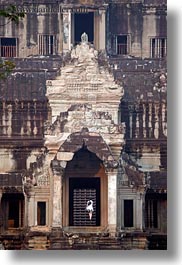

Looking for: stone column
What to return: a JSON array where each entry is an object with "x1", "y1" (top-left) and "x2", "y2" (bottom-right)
[
  {"x1": 62, "y1": 10, "x2": 71, "y2": 51},
  {"x1": 99, "y1": 9, "x2": 106, "y2": 50},
  {"x1": 51, "y1": 161, "x2": 65, "y2": 228},
  {"x1": 7, "y1": 104, "x2": 12, "y2": 137},
  {"x1": 0, "y1": 191, "x2": 3, "y2": 231},
  {"x1": 135, "y1": 193, "x2": 144, "y2": 230},
  {"x1": 94, "y1": 11, "x2": 99, "y2": 50},
  {"x1": 2, "y1": 102, "x2": 6, "y2": 135},
  {"x1": 107, "y1": 170, "x2": 117, "y2": 235},
  {"x1": 143, "y1": 103, "x2": 147, "y2": 138},
  {"x1": 52, "y1": 174, "x2": 62, "y2": 227},
  {"x1": 154, "y1": 103, "x2": 159, "y2": 139},
  {"x1": 27, "y1": 192, "x2": 35, "y2": 227},
  {"x1": 23, "y1": 192, "x2": 28, "y2": 227}
]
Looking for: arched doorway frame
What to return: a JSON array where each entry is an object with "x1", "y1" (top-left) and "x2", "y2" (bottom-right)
[
  {"x1": 62, "y1": 148, "x2": 108, "y2": 230},
  {"x1": 51, "y1": 129, "x2": 118, "y2": 232}
]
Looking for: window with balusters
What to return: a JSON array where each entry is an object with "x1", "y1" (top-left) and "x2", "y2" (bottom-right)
[
  {"x1": 0, "y1": 37, "x2": 17, "y2": 57},
  {"x1": 116, "y1": 35, "x2": 129, "y2": 55},
  {"x1": 150, "y1": 38, "x2": 167, "y2": 58},
  {"x1": 38, "y1": 34, "x2": 57, "y2": 55}
]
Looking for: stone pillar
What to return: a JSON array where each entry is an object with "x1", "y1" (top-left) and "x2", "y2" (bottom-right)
[
  {"x1": 62, "y1": 10, "x2": 71, "y2": 51},
  {"x1": 94, "y1": 9, "x2": 106, "y2": 51},
  {"x1": 162, "y1": 102, "x2": 167, "y2": 137},
  {"x1": 143, "y1": 103, "x2": 147, "y2": 138},
  {"x1": 154, "y1": 103, "x2": 159, "y2": 139},
  {"x1": 0, "y1": 191, "x2": 3, "y2": 231},
  {"x1": 99, "y1": 9, "x2": 106, "y2": 50},
  {"x1": 107, "y1": 170, "x2": 117, "y2": 235},
  {"x1": 148, "y1": 102, "x2": 153, "y2": 138},
  {"x1": 51, "y1": 161, "x2": 66, "y2": 228},
  {"x1": 27, "y1": 192, "x2": 35, "y2": 227},
  {"x1": 2, "y1": 102, "x2": 6, "y2": 135},
  {"x1": 7, "y1": 104, "x2": 12, "y2": 137},
  {"x1": 142, "y1": 193, "x2": 146, "y2": 231},
  {"x1": 94, "y1": 11, "x2": 99, "y2": 50},
  {"x1": 52, "y1": 174, "x2": 62, "y2": 227},
  {"x1": 135, "y1": 193, "x2": 144, "y2": 230},
  {"x1": 23, "y1": 192, "x2": 28, "y2": 227}
]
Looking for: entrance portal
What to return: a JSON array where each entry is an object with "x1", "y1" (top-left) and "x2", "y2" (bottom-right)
[
  {"x1": 62, "y1": 145, "x2": 108, "y2": 228},
  {"x1": 2, "y1": 193, "x2": 24, "y2": 229},
  {"x1": 74, "y1": 12, "x2": 94, "y2": 44},
  {"x1": 69, "y1": 177, "x2": 100, "y2": 226}
]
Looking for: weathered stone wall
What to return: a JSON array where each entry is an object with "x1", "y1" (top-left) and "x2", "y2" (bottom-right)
[
  {"x1": 107, "y1": 1, "x2": 167, "y2": 57},
  {"x1": 0, "y1": 0, "x2": 167, "y2": 249},
  {"x1": 0, "y1": 0, "x2": 166, "y2": 58},
  {"x1": 109, "y1": 57, "x2": 167, "y2": 171}
]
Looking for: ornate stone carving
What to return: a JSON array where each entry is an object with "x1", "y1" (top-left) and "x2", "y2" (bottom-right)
[
  {"x1": 45, "y1": 40, "x2": 125, "y2": 169},
  {"x1": 153, "y1": 72, "x2": 167, "y2": 93},
  {"x1": 46, "y1": 42, "x2": 123, "y2": 120},
  {"x1": 23, "y1": 152, "x2": 50, "y2": 194},
  {"x1": 81, "y1": 32, "x2": 88, "y2": 44}
]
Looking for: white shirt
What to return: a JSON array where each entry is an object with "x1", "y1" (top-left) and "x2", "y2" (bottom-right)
[{"x1": 86, "y1": 200, "x2": 94, "y2": 212}]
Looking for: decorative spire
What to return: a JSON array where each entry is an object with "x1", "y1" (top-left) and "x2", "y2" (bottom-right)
[{"x1": 81, "y1": 32, "x2": 88, "y2": 44}]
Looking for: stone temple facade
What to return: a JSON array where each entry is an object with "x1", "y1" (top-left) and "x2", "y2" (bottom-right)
[{"x1": 0, "y1": 0, "x2": 167, "y2": 250}]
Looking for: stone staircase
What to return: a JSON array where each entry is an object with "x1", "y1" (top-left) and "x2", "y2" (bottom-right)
[
  {"x1": 49, "y1": 233, "x2": 121, "y2": 250},
  {"x1": 0, "y1": 228, "x2": 166, "y2": 250},
  {"x1": 0, "y1": 230, "x2": 24, "y2": 250},
  {"x1": 27, "y1": 235, "x2": 50, "y2": 250},
  {"x1": 49, "y1": 229, "x2": 148, "y2": 250},
  {"x1": 23, "y1": 227, "x2": 50, "y2": 250}
]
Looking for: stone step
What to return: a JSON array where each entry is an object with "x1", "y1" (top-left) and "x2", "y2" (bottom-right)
[
  {"x1": 26, "y1": 234, "x2": 50, "y2": 250},
  {"x1": 3, "y1": 240, "x2": 23, "y2": 250},
  {"x1": 49, "y1": 236, "x2": 123, "y2": 250}
]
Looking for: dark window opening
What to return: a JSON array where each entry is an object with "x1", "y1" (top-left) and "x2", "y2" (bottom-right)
[
  {"x1": 2, "y1": 193, "x2": 24, "y2": 229},
  {"x1": 8, "y1": 200, "x2": 19, "y2": 228},
  {"x1": 37, "y1": 202, "x2": 46, "y2": 226},
  {"x1": 69, "y1": 177, "x2": 100, "y2": 226},
  {"x1": 145, "y1": 199, "x2": 158, "y2": 229},
  {"x1": 74, "y1": 12, "x2": 94, "y2": 44},
  {"x1": 117, "y1": 35, "x2": 128, "y2": 55},
  {"x1": 38, "y1": 34, "x2": 56, "y2": 55},
  {"x1": 124, "y1": 200, "x2": 133, "y2": 227},
  {"x1": 0, "y1": 37, "x2": 17, "y2": 57}
]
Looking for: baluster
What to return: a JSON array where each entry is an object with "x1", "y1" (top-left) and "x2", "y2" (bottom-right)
[
  {"x1": 2, "y1": 102, "x2": 6, "y2": 135},
  {"x1": 27, "y1": 103, "x2": 31, "y2": 136},
  {"x1": 7, "y1": 104, "x2": 12, "y2": 137},
  {"x1": 148, "y1": 103, "x2": 152, "y2": 138},
  {"x1": 143, "y1": 103, "x2": 146, "y2": 138},
  {"x1": 154, "y1": 103, "x2": 159, "y2": 139}
]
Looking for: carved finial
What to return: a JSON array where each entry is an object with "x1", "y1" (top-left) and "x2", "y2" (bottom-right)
[{"x1": 81, "y1": 32, "x2": 88, "y2": 43}]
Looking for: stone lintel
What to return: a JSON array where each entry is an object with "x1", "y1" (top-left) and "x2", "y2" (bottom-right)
[{"x1": 56, "y1": 151, "x2": 74, "y2": 161}]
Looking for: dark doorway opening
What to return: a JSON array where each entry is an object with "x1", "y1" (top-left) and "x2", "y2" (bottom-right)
[
  {"x1": 74, "y1": 12, "x2": 94, "y2": 44},
  {"x1": 124, "y1": 199, "x2": 133, "y2": 227},
  {"x1": 2, "y1": 193, "x2": 24, "y2": 228},
  {"x1": 8, "y1": 199, "x2": 19, "y2": 228},
  {"x1": 37, "y1": 202, "x2": 46, "y2": 226},
  {"x1": 69, "y1": 177, "x2": 100, "y2": 226}
]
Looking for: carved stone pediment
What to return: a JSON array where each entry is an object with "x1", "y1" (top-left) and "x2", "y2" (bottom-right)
[
  {"x1": 46, "y1": 41, "x2": 124, "y2": 120},
  {"x1": 45, "y1": 41, "x2": 125, "y2": 160}
]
